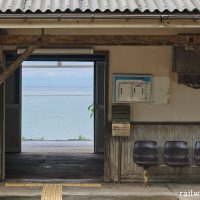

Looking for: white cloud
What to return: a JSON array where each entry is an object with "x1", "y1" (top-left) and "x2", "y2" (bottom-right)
[{"x1": 22, "y1": 70, "x2": 39, "y2": 77}]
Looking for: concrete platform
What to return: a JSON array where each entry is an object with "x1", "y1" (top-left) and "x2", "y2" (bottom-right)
[
  {"x1": 22, "y1": 141, "x2": 94, "y2": 153},
  {"x1": 1, "y1": 182, "x2": 200, "y2": 200}
]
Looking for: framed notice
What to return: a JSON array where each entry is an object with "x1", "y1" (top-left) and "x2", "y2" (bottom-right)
[{"x1": 113, "y1": 74, "x2": 152, "y2": 103}]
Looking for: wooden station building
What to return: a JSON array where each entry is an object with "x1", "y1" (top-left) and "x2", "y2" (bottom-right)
[{"x1": 1, "y1": 0, "x2": 200, "y2": 183}]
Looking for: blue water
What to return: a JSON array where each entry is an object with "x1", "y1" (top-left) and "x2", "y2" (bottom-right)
[{"x1": 22, "y1": 86, "x2": 94, "y2": 140}]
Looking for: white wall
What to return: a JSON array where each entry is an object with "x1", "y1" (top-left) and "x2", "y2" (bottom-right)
[{"x1": 95, "y1": 46, "x2": 200, "y2": 121}]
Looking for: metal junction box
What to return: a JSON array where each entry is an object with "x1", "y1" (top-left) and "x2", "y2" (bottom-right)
[
  {"x1": 112, "y1": 123, "x2": 130, "y2": 137},
  {"x1": 112, "y1": 104, "x2": 131, "y2": 137}
]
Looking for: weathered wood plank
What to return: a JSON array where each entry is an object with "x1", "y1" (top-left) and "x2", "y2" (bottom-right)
[
  {"x1": 0, "y1": 35, "x2": 199, "y2": 46},
  {"x1": 0, "y1": 46, "x2": 36, "y2": 85},
  {"x1": 104, "y1": 122, "x2": 112, "y2": 182},
  {"x1": 0, "y1": 29, "x2": 8, "y2": 36},
  {"x1": 0, "y1": 47, "x2": 5, "y2": 181}
]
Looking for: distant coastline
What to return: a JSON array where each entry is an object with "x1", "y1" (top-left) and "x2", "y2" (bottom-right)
[{"x1": 22, "y1": 86, "x2": 94, "y2": 141}]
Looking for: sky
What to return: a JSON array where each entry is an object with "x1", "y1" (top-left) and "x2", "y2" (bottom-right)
[{"x1": 22, "y1": 61, "x2": 94, "y2": 88}]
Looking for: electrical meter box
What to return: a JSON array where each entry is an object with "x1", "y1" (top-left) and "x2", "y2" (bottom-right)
[
  {"x1": 113, "y1": 74, "x2": 152, "y2": 103},
  {"x1": 112, "y1": 104, "x2": 130, "y2": 137}
]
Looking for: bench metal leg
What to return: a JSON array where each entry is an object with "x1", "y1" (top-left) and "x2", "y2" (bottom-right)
[{"x1": 143, "y1": 169, "x2": 149, "y2": 188}]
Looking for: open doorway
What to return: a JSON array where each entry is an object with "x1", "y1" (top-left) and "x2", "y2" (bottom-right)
[
  {"x1": 5, "y1": 53, "x2": 107, "y2": 180},
  {"x1": 22, "y1": 61, "x2": 95, "y2": 154}
]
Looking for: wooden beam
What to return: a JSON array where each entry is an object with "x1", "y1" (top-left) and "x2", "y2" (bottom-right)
[
  {"x1": 0, "y1": 29, "x2": 8, "y2": 36},
  {"x1": 0, "y1": 35, "x2": 199, "y2": 46},
  {"x1": 0, "y1": 46, "x2": 36, "y2": 85}
]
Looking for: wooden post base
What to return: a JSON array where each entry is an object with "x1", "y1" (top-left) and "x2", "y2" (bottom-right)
[{"x1": 143, "y1": 169, "x2": 149, "y2": 188}]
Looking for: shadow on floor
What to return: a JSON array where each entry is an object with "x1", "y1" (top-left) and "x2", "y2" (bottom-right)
[{"x1": 5, "y1": 153, "x2": 104, "y2": 180}]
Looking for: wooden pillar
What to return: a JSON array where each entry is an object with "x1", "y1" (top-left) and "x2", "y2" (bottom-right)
[
  {"x1": 0, "y1": 48, "x2": 5, "y2": 181},
  {"x1": 104, "y1": 122, "x2": 111, "y2": 182}
]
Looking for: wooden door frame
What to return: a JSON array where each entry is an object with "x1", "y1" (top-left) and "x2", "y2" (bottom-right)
[
  {"x1": 3, "y1": 51, "x2": 111, "y2": 182},
  {"x1": 0, "y1": 49, "x2": 5, "y2": 181}
]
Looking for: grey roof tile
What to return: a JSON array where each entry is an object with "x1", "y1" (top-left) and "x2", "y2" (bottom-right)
[{"x1": 0, "y1": 0, "x2": 199, "y2": 13}]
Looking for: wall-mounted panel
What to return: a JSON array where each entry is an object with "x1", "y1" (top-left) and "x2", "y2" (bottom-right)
[{"x1": 113, "y1": 74, "x2": 152, "y2": 103}]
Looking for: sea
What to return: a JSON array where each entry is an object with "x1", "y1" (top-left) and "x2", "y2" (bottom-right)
[{"x1": 22, "y1": 86, "x2": 94, "y2": 141}]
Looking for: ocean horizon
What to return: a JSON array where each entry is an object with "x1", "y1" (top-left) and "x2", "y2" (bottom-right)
[{"x1": 22, "y1": 86, "x2": 94, "y2": 141}]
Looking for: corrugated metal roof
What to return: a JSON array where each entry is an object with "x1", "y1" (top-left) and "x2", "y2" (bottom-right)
[{"x1": 0, "y1": 0, "x2": 200, "y2": 13}]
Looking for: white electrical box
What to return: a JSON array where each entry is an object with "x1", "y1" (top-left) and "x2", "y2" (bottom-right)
[{"x1": 113, "y1": 74, "x2": 152, "y2": 103}]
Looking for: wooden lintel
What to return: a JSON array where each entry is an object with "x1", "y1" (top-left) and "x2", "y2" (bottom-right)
[
  {"x1": 0, "y1": 46, "x2": 37, "y2": 85},
  {"x1": 0, "y1": 35, "x2": 199, "y2": 46}
]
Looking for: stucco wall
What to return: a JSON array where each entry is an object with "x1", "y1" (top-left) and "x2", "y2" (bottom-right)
[{"x1": 96, "y1": 46, "x2": 200, "y2": 122}]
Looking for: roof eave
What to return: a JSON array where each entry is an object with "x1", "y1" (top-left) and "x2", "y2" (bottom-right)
[{"x1": 0, "y1": 13, "x2": 199, "y2": 20}]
